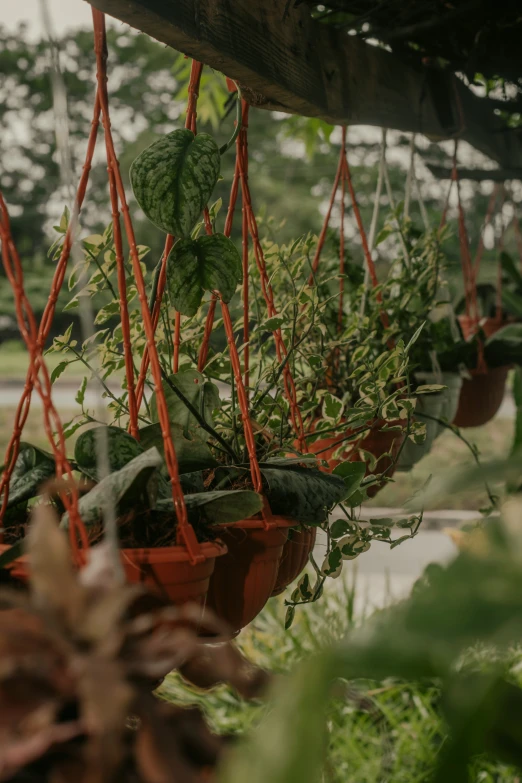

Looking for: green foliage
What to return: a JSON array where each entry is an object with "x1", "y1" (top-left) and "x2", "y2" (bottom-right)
[
  {"x1": 167, "y1": 233, "x2": 242, "y2": 315},
  {"x1": 62, "y1": 447, "x2": 163, "y2": 530},
  {"x1": 159, "y1": 489, "x2": 263, "y2": 525},
  {"x1": 221, "y1": 495, "x2": 522, "y2": 783},
  {"x1": 151, "y1": 369, "x2": 221, "y2": 442},
  {"x1": 130, "y1": 129, "x2": 221, "y2": 236},
  {"x1": 139, "y1": 422, "x2": 217, "y2": 473},
  {"x1": 74, "y1": 425, "x2": 143, "y2": 482},
  {"x1": 2, "y1": 442, "x2": 55, "y2": 510},
  {"x1": 258, "y1": 463, "x2": 348, "y2": 524}
]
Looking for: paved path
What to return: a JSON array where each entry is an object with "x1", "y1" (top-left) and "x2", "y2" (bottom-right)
[{"x1": 314, "y1": 527, "x2": 458, "y2": 614}]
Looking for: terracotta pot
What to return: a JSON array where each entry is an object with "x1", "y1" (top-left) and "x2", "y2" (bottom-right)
[
  {"x1": 206, "y1": 516, "x2": 293, "y2": 634},
  {"x1": 0, "y1": 540, "x2": 228, "y2": 607},
  {"x1": 121, "y1": 541, "x2": 227, "y2": 605},
  {"x1": 271, "y1": 526, "x2": 317, "y2": 596},
  {"x1": 458, "y1": 314, "x2": 504, "y2": 340},
  {"x1": 308, "y1": 419, "x2": 405, "y2": 499},
  {"x1": 452, "y1": 364, "x2": 509, "y2": 428}
]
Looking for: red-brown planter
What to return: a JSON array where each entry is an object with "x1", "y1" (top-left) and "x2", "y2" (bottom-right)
[
  {"x1": 454, "y1": 315, "x2": 509, "y2": 428},
  {"x1": 121, "y1": 541, "x2": 227, "y2": 605},
  {"x1": 206, "y1": 516, "x2": 293, "y2": 634},
  {"x1": 452, "y1": 365, "x2": 509, "y2": 428},
  {"x1": 271, "y1": 526, "x2": 317, "y2": 596},
  {"x1": 0, "y1": 540, "x2": 228, "y2": 607},
  {"x1": 308, "y1": 419, "x2": 405, "y2": 499},
  {"x1": 458, "y1": 314, "x2": 505, "y2": 340}
]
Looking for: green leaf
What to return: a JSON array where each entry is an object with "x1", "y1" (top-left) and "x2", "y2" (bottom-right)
[
  {"x1": 259, "y1": 463, "x2": 347, "y2": 524},
  {"x1": 130, "y1": 129, "x2": 221, "y2": 237},
  {"x1": 512, "y1": 366, "x2": 522, "y2": 455},
  {"x1": 2, "y1": 443, "x2": 56, "y2": 509},
  {"x1": 139, "y1": 422, "x2": 218, "y2": 473},
  {"x1": 415, "y1": 384, "x2": 445, "y2": 394},
  {"x1": 61, "y1": 448, "x2": 163, "y2": 529},
  {"x1": 74, "y1": 426, "x2": 143, "y2": 482},
  {"x1": 322, "y1": 393, "x2": 343, "y2": 421},
  {"x1": 262, "y1": 316, "x2": 285, "y2": 332},
  {"x1": 158, "y1": 488, "x2": 263, "y2": 525},
  {"x1": 50, "y1": 361, "x2": 68, "y2": 384},
  {"x1": 501, "y1": 289, "x2": 522, "y2": 319},
  {"x1": 284, "y1": 605, "x2": 296, "y2": 630},
  {"x1": 151, "y1": 369, "x2": 221, "y2": 442},
  {"x1": 404, "y1": 322, "x2": 426, "y2": 354},
  {"x1": 332, "y1": 460, "x2": 366, "y2": 501},
  {"x1": 167, "y1": 233, "x2": 242, "y2": 316},
  {"x1": 75, "y1": 377, "x2": 88, "y2": 406}
]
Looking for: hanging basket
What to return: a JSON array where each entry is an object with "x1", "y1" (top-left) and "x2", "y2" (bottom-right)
[
  {"x1": 271, "y1": 526, "x2": 317, "y2": 597},
  {"x1": 206, "y1": 513, "x2": 293, "y2": 634},
  {"x1": 453, "y1": 315, "x2": 509, "y2": 428},
  {"x1": 458, "y1": 314, "x2": 505, "y2": 340},
  {"x1": 308, "y1": 419, "x2": 405, "y2": 499},
  {"x1": 121, "y1": 540, "x2": 227, "y2": 605},
  {"x1": 0, "y1": 540, "x2": 228, "y2": 607},
  {"x1": 452, "y1": 364, "x2": 509, "y2": 428}
]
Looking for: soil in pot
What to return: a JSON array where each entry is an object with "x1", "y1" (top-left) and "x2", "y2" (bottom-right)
[
  {"x1": 206, "y1": 515, "x2": 293, "y2": 634},
  {"x1": 308, "y1": 419, "x2": 405, "y2": 499},
  {"x1": 271, "y1": 526, "x2": 317, "y2": 596}
]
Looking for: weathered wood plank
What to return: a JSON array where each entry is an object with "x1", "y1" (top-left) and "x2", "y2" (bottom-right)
[{"x1": 83, "y1": 0, "x2": 522, "y2": 168}]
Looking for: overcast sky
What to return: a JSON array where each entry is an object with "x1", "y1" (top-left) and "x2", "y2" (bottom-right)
[{"x1": 2, "y1": 0, "x2": 118, "y2": 37}]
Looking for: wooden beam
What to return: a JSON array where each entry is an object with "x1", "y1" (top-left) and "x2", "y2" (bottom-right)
[
  {"x1": 427, "y1": 164, "x2": 522, "y2": 182},
  {"x1": 84, "y1": 0, "x2": 522, "y2": 168}
]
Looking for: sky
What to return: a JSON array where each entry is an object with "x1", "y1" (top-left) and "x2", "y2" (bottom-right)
[{"x1": 2, "y1": 0, "x2": 118, "y2": 37}]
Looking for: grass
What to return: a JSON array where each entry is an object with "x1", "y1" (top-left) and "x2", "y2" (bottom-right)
[{"x1": 159, "y1": 581, "x2": 522, "y2": 782}]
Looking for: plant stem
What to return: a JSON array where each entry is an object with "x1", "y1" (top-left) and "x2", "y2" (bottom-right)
[
  {"x1": 159, "y1": 368, "x2": 239, "y2": 461},
  {"x1": 417, "y1": 411, "x2": 498, "y2": 509}
]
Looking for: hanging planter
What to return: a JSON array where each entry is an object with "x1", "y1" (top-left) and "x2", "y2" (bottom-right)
[
  {"x1": 206, "y1": 513, "x2": 293, "y2": 634},
  {"x1": 308, "y1": 419, "x2": 405, "y2": 499},
  {"x1": 453, "y1": 364, "x2": 509, "y2": 428},
  {"x1": 271, "y1": 526, "x2": 317, "y2": 597},
  {"x1": 452, "y1": 316, "x2": 509, "y2": 428},
  {"x1": 121, "y1": 540, "x2": 227, "y2": 605}
]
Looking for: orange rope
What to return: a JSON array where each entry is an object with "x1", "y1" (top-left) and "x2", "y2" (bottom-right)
[
  {"x1": 338, "y1": 127, "x2": 347, "y2": 332},
  {"x1": 134, "y1": 234, "x2": 174, "y2": 412},
  {"x1": 92, "y1": 9, "x2": 202, "y2": 562},
  {"x1": 0, "y1": 92, "x2": 101, "y2": 523},
  {"x1": 106, "y1": 159, "x2": 139, "y2": 438},
  {"x1": 0, "y1": 195, "x2": 88, "y2": 560}
]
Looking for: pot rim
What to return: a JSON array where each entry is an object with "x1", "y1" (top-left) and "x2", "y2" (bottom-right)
[{"x1": 0, "y1": 539, "x2": 228, "y2": 567}]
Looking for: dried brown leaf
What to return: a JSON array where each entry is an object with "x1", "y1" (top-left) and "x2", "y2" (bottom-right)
[{"x1": 27, "y1": 503, "x2": 84, "y2": 628}]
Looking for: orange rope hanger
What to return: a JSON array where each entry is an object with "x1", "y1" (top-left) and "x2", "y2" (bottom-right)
[{"x1": 0, "y1": 9, "x2": 313, "y2": 555}]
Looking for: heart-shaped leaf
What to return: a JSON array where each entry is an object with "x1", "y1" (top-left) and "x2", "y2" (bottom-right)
[
  {"x1": 139, "y1": 422, "x2": 217, "y2": 473},
  {"x1": 74, "y1": 426, "x2": 143, "y2": 482},
  {"x1": 130, "y1": 129, "x2": 220, "y2": 237},
  {"x1": 3, "y1": 443, "x2": 56, "y2": 509},
  {"x1": 167, "y1": 233, "x2": 242, "y2": 316}
]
